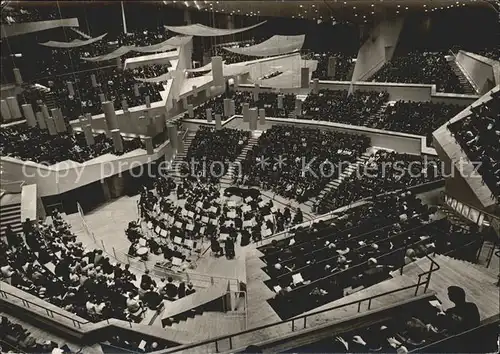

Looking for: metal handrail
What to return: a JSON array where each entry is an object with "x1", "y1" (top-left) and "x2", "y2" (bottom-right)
[
  {"x1": 441, "y1": 191, "x2": 499, "y2": 223},
  {"x1": 0, "y1": 256, "x2": 441, "y2": 354},
  {"x1": 158, "y1": 255, "x2": 441, "y2": 353},
  {"x1": 409, "y1": 315, "x2": 500, "y2": 353},
  {"x1": 0, "y1": 288, "x2": 89, "y2": 329},
  {"x1": 160, "y1": 259, "x2": 439, "y2": 354}
]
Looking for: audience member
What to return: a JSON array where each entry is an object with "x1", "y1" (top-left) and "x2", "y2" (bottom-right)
[{"x1": 372, "y1": 51, "x2": 467, "y2": 93}]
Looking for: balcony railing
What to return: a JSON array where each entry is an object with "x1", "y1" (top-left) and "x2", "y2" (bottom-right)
[{"x1": 158, "y1": 255, "x2": 441, "y2": 353}]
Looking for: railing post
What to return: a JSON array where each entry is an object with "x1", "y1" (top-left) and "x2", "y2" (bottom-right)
[
  {"x1": 215, "y1": 340, "x2": 219, "y2": 353},
  {"x1": 229, "y1": 336, "x2": 233, "y2": 350},
  {"x1": 291, "y1": 319, "x2": 295, "y2": 331},
  {"x1": 303, "y1": 316, "x2": 307, "y2": 329},
  {"x1": 357, "y1": 301, "x2": 362, "y2": 312}
]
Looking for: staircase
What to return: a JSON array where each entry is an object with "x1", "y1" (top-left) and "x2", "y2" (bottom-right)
[
  {"x1": 168, "y1": 132, "x2": 195, "y2": 181},
  {"x1": 219, "y1": 131, "x2": 261, "y2": 186},
  {"x1": 43, "y1": 91, "x2": 59, "y2": 111},
  {"x1": 436, "y1": 205, "x2": 472, "y2": 231},
  {"x1": 448, "y1": 59, "x2": 476, "y2": 95},
  {"x1": 304, "y1": 148, "x2": 375, "y2": 210},
  {"x1": 0, "y1": 201, "x2": 22, "y2": 238},
  {"x1": 367, "y1": 101, "x2": 393, "y2": 127},
  {"x1": 168, "y1": 311, "x2": 245, "y2": 339}
]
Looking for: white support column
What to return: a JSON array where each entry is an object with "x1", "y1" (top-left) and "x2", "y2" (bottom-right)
[
  {"x1": 6, "y1": 96, "x2": 22, "y2": 119},
  {"x1": 1, "y1": 100, "x2": 12, "y2": 122},
  {"x1": 223, "y1": 98, "x2": 231, "y2": 117},
  {"x1": 167, "y1": 123, "x2": 178, "y2": 151},
  {"x1": 111, "y1": 129, "x2": 124, "y2": 153},
  {"x1": 67, "y1": 81, "x2": 75, "y2": 96},
  {"x1": 21, "y1": 104, "x2": 36, "y2": 127},
  {"x1": 13, "y1": 68, "x2": 22, "y2": 86},
  {"x1": 229, "y1": 99, "x2": 236, "y2": 116},
  {"x1": 102, "y1": 101, "x2": 118, "y2": 136},
  {"x1": 83, "y1": 124, "x2": 95, "y2": 146},
  {"x1": 253, "y1": 83, "x2": 260, "y2": 101},
  {"x1": 313, "y1": 78, "x2": 319, "y2": 94},
  {"x1": 215, "y1": 114, "x2": 222, "y2": 130},
  {"x1": 259, "y1": 108, "x2": 266, "y2": 125},
  {"x1": 187, "y1": 103, "x2": 194, "y2": 118},
  {"x1": 145, "y1": 95, "x2": 151, "y2": 108},
  {"x1": 91, "y1": 74, "x2": 98, "y2": 87},
  {"x1": 242, "y1": 103, "x2": 250, "y2": 122},
  {"x1": 144, "y1": 136, "x2": 154, "y2": 155},
  {"x1": 206, "y1": 108, "x2": 213, "y2": 123},
  {"x1": 211, "y1": 56, "x2": 224, "y2": 87},
  {"x1": 295, "y1": 99, "x2": 302, "y2": 117},
  {"x1": 36, "y1": 111, "x2": 46, "y2": 129},
  {"x1": 277, "y1": 94, "x2": 284, "y2": 109},
  {"x1": 327, "y1": 56, "x2": 337, "y2": 78},
  {"x1": 249, "y1": 107, "x2": 258, "y2": 131},
  {"x1": 46, "y1": 117, "x2": 57, "y2": 135}
]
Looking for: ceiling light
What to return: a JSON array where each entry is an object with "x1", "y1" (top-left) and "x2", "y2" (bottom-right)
[
  {"x1": 371, "y1": 4, "x2": 375, "y2": 7},
  {"x1": 396, "y1": 10, "x2": 399, "y2": 13}
]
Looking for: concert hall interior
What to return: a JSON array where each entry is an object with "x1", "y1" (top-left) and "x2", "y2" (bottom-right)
[{"x1": 0, "y1": 1, "x2": 499, "y2": 353}]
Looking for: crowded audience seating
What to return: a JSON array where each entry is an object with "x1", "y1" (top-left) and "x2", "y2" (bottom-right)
[
  {"x1": 317, "y1": 150, "x2": 444, "y2": 213},
  {"x1": 1, "y1": 213, "x2": 142, "y2": 322},
  {"x1": 184, "y1": 127, "x2": 250, "y2": 182},
  {"x1": 1, "y1": 4, "x2": 59, "y2": 24},
  {"x1": 239, "y1": 125, "x2": 371, "y2": 202},
  {"x1": 371, "y1": 101, "x2": 464, "y2": 147},
  {"x1": 372, "y1": 52, "x2": 466, "y2": 93},
  {"x1": 476, "y1": 46, "x2": 500, "y2": 61},
  {"x1": 287, "y1": 291, "x2": 485, "y2": 353},
  {"x1": 0, "y1": 315, "x2": 69, "y2": 353},
  {"x1": 312, "y1": 52, "x2": 355, "y2": 81},
  {"x1": 447, "y1": 91, "x2": 500, "y2": 197},
  {"x1": 259, "y1": 192, "x2": 481, "y2": 318},
  {"x1": 186, "y1": 90, "x2": 296, "y2": 121},
  {"x1": 301, "y1": 89, "x2": 389, "y2": 124},
  {"x1": 0, "y1": 123, "x2": 143, "y2": 164},
  {"x1": 40, "y1": 66, "x2": 165, "y2": 118}
]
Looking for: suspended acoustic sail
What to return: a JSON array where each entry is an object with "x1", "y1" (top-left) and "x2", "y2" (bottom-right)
[
  {"x1": 81, "y1": 45, "x2": 130, "y2": 62},
  {"x1": 132, "y1": 35, "x2": 192, "y2": 53},
  {"x1": 223, "y1": 35, "x2": 305, "y2": 57},
  {"x1": 81, "y1": 35, "x2": 192, "y2": 62},
  {"x1": 164, "y1": 21, "x2": 266, "y2": 37},
  {"x1": 39, "y1": 33, "x2": 107, "y2": 48}
]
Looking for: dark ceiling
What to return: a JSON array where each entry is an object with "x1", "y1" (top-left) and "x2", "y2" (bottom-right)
[{"x1": 161, "y1": 0, "x2": 492, "y2": 23}]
